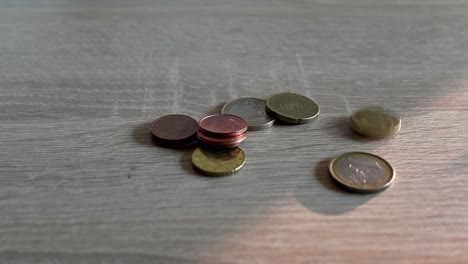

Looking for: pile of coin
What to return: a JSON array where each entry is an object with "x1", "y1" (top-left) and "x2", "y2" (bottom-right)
[
  {"x1": 150, "y1": 91, "x2": 400, "y2": 193},
  {"x1": 197, "y1": 114, "x2": 248, "y2": 148}
]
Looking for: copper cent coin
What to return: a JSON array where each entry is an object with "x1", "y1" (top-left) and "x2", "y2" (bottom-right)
[
  {"x1": 198, "y1": 130, "x2": 247, "y2": 148},
  {"x1": 198, "y1": 114, "x2": 248, "y2": 137},
  {"x1": 150, "y1": 114, "x2": 199, "y2": 145}
]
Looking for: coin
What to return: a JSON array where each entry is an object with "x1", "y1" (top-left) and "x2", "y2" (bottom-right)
[
  {"x1": 265, "y1": 92, "x2": 319, "y2": 123},
  {"x1": 192, "y1": 147, "x2": 246, "y2": 176},
  {"x1": 329, "y1": 152, "x2": 395, "y2": 193},
  {"x1": 198, "y1": 130, "x2": 247, "y2": 148},
  {"x1": 350, "y1": 106, "x2": 401, "y2": 139},
  {"x1": 198, "y1": 114, "x2": 248, "y2": 137},
  {"x1": 160, "y1": 138, "x2": 198, "y2": 149},
  {"x1": 150, "y1": 114, "x2": 198, "y2": 147},
  {"x1": 221, "y1": 98, "x2": 275, "y2": 131}
]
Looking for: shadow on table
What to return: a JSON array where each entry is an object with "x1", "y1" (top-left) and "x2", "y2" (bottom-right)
[
  {"x1": 132, "y1": 121, "x2": 157, "y2": 146},
  {"x1": 207, "y1": 102, "x2": 227, "y2": 115},
  {"x1": 180, "y1": 147, "x2": 198, "y2": 176},
  {"x1": 322, "y1": 116, "x2": 385, "y2": 143},
  {"x1": 7, "y1": 3, "x2": 467, "y2": 263},
  {"x1": 133, "y1": 121, "x2": 201, "y2": 175},
  {"x1": 294, "y1": 159, "x2": 378, "y2": 215}
]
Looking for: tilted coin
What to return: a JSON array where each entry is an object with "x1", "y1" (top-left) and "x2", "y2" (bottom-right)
[
  {"x1": 329, "y1": 152, "x2": 395, "y2": 193},
  {"x1": 150, "y1": 114, "x2": 198, "y2": 148},
  {"x1": 350, "y1": 106, "x2": 401, "y2": 139},
  {"x1": 221, "y1": 97, "x2": 274, "y2": 131},
  {"x1": 192, "y1": 147, "x2": 246, "y2": 176},
  {"x1": 198, "y1": 114, "x2": 248, "y2": 137},
  {"x1": 265, "y1": 92, "x2": 319, "y2": 124}
]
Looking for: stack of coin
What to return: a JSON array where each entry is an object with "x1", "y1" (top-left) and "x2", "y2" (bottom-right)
[
  {"x1": 150, "y1": 114, "x2": 199, "y2": 148},
  {"x1": 197, "y1": 114, "x2": 248, "y2": 148}
]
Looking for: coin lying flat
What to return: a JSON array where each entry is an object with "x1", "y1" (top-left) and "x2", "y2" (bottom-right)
[
  {"x1": 198, "y1": 130, "x2": 247, "y2": 149},
  {"x1": 221, "y1": 98, "x2": 274, "y2": 131},
  {"x1": 192, "y1": 147, "x2": 246, "y2": 176},
  {"x1": 198, "y1": 114, "x2": 248, "y2": 137},
  {"x1": 329, "y1": 152, "x2": 395, "y2": 193},
  {"x1": 150, "y1": 114, "x2": 198, "y2": 148},
  {"x1": 266, "y1": 92, "x2": 319, "y2": 124},
  {"x1": 351, "y1": 106, "x2": 401, "y2": 139}
]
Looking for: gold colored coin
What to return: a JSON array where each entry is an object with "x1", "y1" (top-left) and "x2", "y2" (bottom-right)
[
  {"x1": 266, "y1": 92, "x2": 319, "y2": 123},
  {"x1": 329, "y1": 152, "x2": 395, "y2": 193},
  {"x1": 351, "y1": 106, "x2": 401, "y2": 139},
  {"x1": 192, "y1": 147, "x2": 246, "y2": 176}
]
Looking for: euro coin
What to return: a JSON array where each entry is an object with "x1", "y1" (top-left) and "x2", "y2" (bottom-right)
[
  {"x1": 266, "y1": 92, "x2": 319, "y2": 124},
  {"x1": 197, "y1": 130, "x2": 247, "y2": 148},
  {"x1": 221, "y1": 98, "x2": 274, "y2": 131},
  {"x1": 351, "y1": 106, "x2": 401, "y2": 139},
  {"x1": 150, "y1": 114, "x2": 198, "y2": 148},
  {"x1": 198, "y1": 114, "x2": 248, "y2": 137},
  {"x1": 329, "y1": 152, "x2": 395, "y2": 193},
  {"x1": 192, "y1": 147, "x2": 246, "y2": 176}
]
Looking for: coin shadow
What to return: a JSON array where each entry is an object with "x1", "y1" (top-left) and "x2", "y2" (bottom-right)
[
  {"x1": 272, "y1": 119, "x2": 304, "y2": 126},
  {"x1": 179, "y1": 147, "x2": 200, "y2": 176},
  {"x1": 207, "y1": 102, "x2": 227, "y2": 115},
  {"x1": 324, "y1": 116, "x2": 373, "y2": 142},
  {"x1": 294, "y1": 159, "x2": 378, "y2": 215},
  {"x1": 132, "y1": 122, "x2": 200, "y2": 176},
  {"x1": 132, "y1": 122, "x2": 158, "y2": 146}
]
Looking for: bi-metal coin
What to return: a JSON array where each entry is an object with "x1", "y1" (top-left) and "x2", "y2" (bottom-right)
[
  {"x1": 266, "y1": 92, "x2": 319, "y2": 124},
  {"x1": 150, "y1": 114, "x2": 198, "y2": 148},
  {"x1": 221, "y1": 97, "x2": 275, "y2": 131},
  {"x1": 192, "y1": 147, "x2": 246, "y2": 176},
  {"x1": 329, "y1": 152, "x2": 395, "y2": 193},
  {"x1": 350, "y1": 106, "x2": 401, "y2": 139}
]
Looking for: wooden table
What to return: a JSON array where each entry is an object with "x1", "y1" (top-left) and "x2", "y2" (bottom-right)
[{"x1": 1, "y1": 1, "x2": 467, "y2": 263}]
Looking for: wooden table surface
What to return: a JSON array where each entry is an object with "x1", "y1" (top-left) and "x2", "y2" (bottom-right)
[{"x1": 1, "y1": 1, "x2": 467, "y2": 263}]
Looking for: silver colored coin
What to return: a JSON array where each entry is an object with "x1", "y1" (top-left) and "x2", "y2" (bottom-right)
[
  {"x1": 221, "y1": 97, "x2": 275, "y2": 131},
  {"x1": 329, "y1": 152, "x2": 395, "y2": 193}
]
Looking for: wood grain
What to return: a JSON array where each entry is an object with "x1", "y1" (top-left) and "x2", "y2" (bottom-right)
[{"x1": 1, "y1": 1, "x2": 467, "y2": 263}]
